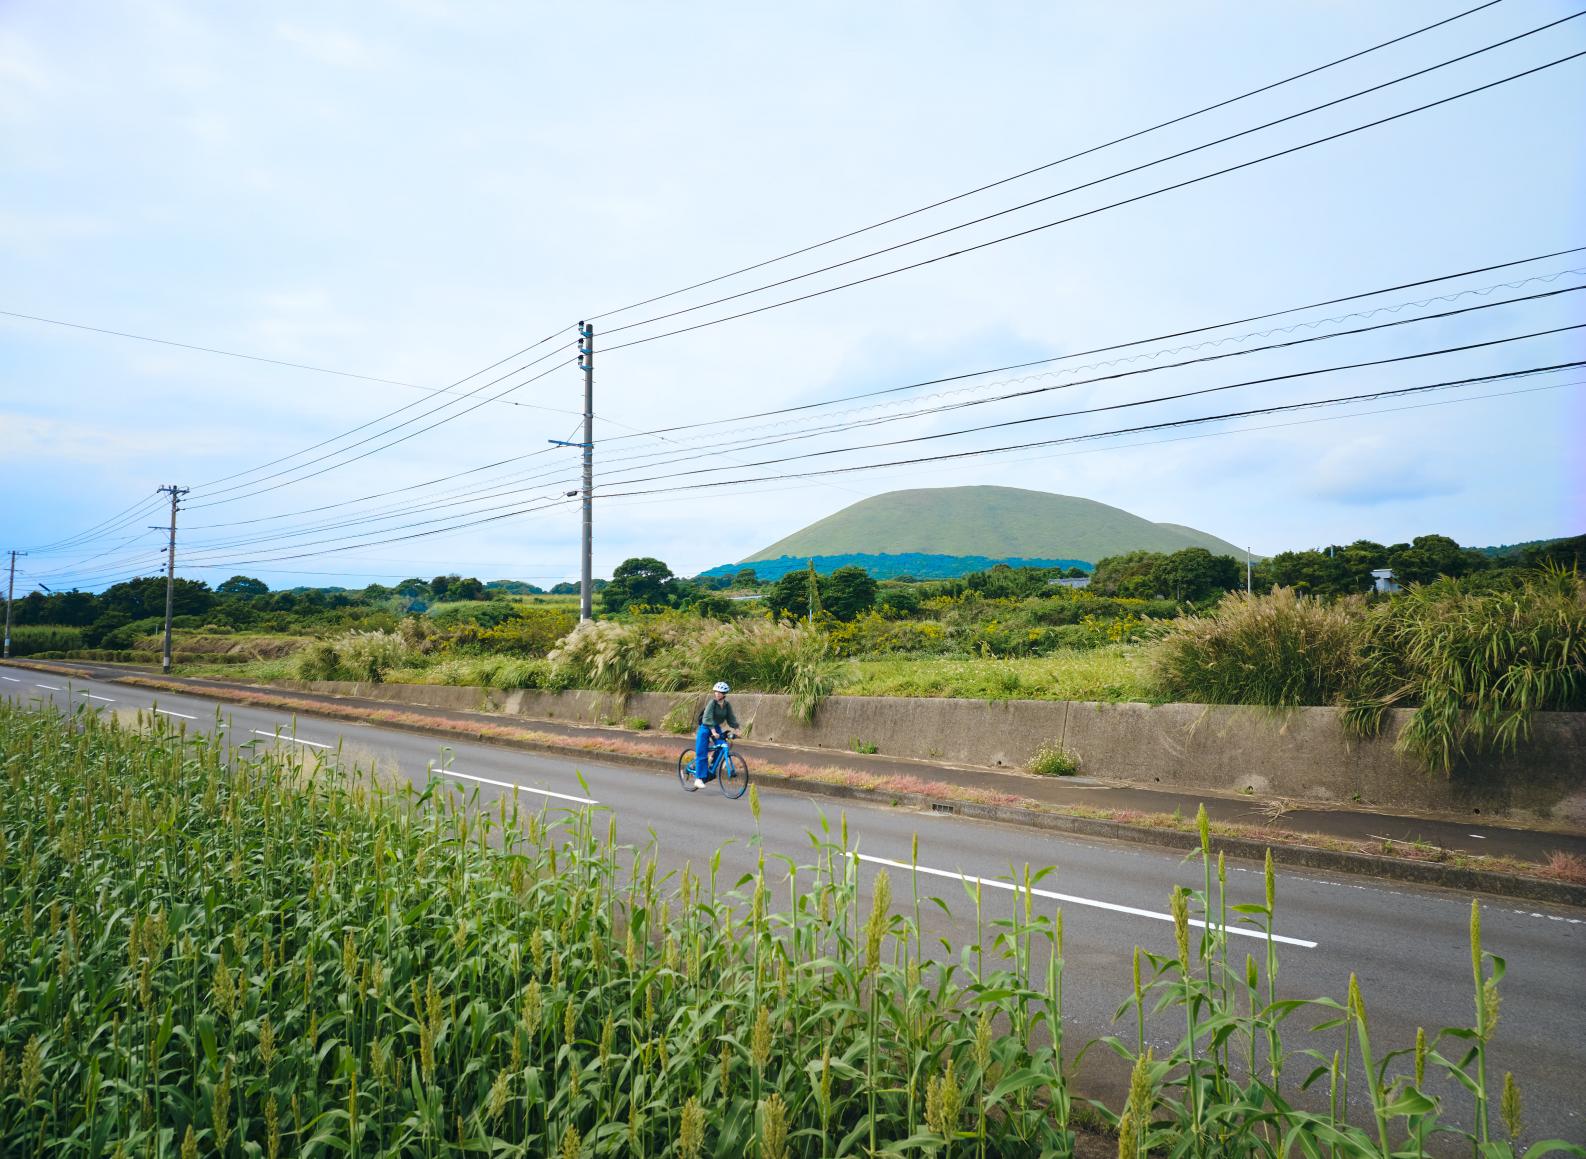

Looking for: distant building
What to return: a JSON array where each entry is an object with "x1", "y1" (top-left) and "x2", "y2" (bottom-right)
[
  {"x1": 1049, "y1": 577, "x2": 1091, "y2": 589},
  {"x1": 1370, "y1": 568, "x2": 1401, "y2": 594}
]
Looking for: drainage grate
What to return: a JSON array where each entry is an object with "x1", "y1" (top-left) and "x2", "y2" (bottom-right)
[{"x1": 931, "y1": 802, "x2": 956, "y2": 815}]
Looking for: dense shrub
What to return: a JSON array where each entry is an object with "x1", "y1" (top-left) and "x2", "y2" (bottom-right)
[
  {"x1": 1345, "y1": 567, "x2": 1586, "y2": 771},
  {"x1": 1148, "y1": 588, "x2": 1364, "y2": 707},
  {"x1": 292, "y1": 629, "x2": 415, "y2": 682},
  {"x1": 2, "y1": 624, "x2": 83, "y2": 656},
  {"x1": 548, "y1": 614, "x2": 838, "y2": 719}
]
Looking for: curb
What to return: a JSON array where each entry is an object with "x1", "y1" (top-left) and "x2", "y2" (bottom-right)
[{"x1": 93, "y1": 672, "x2": 1586, "y2": 909}]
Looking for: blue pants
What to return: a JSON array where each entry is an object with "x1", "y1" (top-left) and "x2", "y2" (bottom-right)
[{"x1": 694, "y1": 726, "x2": 717, "y2": 780}]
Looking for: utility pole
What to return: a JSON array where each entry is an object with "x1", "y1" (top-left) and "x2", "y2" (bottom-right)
[
  {"x1": 578, "y1": 321, "x2": 595, "y2": 622},
  {"x1": 3, "y1": 550, "x2": 24, "y2": 659},
  {"x1": 1246, "y1": 546, "x2": 1253, "y2": 594},
  {"x1": 157, "y1": 485, "x2": 189, "y2": 674}
]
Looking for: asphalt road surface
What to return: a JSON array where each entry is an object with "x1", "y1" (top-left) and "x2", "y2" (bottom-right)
[{"x1": 5, "y1": 667, "x2": 1583, "y2": 1148}]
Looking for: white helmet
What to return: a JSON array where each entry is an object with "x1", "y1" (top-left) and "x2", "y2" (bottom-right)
[{"x1": 712, "y1": 681, "x2": 731, "y2": 693}]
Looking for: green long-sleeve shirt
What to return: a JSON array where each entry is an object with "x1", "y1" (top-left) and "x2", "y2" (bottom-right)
[{"x1": 700, "y1": 697, "x2": 740, "y2": 731}]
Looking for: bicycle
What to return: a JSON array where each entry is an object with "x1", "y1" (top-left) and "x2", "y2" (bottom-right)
[{"x1": 676, "y1": 731, "x2": 750, "y2": 800}]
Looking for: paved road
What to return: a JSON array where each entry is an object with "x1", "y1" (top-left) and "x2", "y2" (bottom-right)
[{"x1": 5, "y1": 668, "x2": 1583, "y2": 1147}]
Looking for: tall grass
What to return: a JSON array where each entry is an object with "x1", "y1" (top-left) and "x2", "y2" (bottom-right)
[
  {"x1": 1148, "y1": 587, "x2": 1363, "y2": 707},
  {"x1": 1344, "y1": 567, "x2": 1586, "y2": 772},
  {"x1": 549, "y1": 616, "x2": 838, "y2": 718},
  {"x1": 3, "y1": 624, "x2": 84, "y2": 656},
  {"x1": 292, "y1": 628, "x2": 416, "y2": 682},
  {"x1": 2, "y1": 702, "x2": 1575, "y2": 1156}
]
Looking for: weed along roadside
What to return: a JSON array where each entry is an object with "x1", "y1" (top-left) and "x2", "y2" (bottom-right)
[
  {"x1": 3, "y1": 701, "x2": 1582, "y2": 1156},
  {"x1": 62, "y1": 666, "x2": 1586, "y2": 906}
]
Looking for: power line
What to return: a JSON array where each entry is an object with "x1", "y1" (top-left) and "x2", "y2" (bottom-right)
[
  {"x1": 164, "y1": 278, "x2": 1579, "y2": 561},
  {"x1": 598, "y1": 245, "x2": 1586, "y2": 441},
  {"x1": 590, "y1": 284, "x2": 1586, "y2": 486},
  {"x1": 0, "y1": 308, "x2": 581, "y2": 417},
  {"x1": 171, "y1": 360, "x2": 1581, "y2": 575},
  {"x1": 190, "y1": 327, "x2": 575, "y2": 492},
  {"x1": 585, "y1": 0, "x2": 1511, "y2": 324},
  {"x1": 600, "y1": 47, "x2": 1586, "y2": 355},
  {"x1": 187, "y1": 355, "x2": 575, "y2": 508},
  {"x1": 591, "y1": 361, "x2": 1585, "y2": 503},
  {"x1": 176, "y1": 327, "x2": 1577, "y2": 567},
  {"x1": 586, "y1": 324, "x2": 1586, "y2": 493},
  {"x1": 601, "y1": 11, "x2": 1582, "y2": 341}
]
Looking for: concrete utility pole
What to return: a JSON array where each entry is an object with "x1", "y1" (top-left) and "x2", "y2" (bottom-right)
[
  {"x1": 1246, "y1": 546, "x2": 1253, "y2": 594},
  {"x1": 578, "y1": 322, "x2": 595, "y2": 622},
  {"x1": 3, "y1": 550, "x2": 23, "y2": 659},
  {"x1": 157, "y1": 485, "x2": 189, "y2": 674}
]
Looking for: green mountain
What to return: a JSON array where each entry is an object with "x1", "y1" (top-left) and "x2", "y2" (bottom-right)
[{"x1": 743, "y1": 486, "x2": 1249, "y2": 565}]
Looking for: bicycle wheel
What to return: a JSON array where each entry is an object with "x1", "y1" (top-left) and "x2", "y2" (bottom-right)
[
  {"x1": 676, "y1": 749, "x2": 698, "y2": 790},
  {"x1": 717, "y1": 752, "x2": 749, "y2": 799}
]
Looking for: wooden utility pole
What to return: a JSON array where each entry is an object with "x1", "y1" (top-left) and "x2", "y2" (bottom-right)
[
  {"x1": 2, "y1": 550, "x2": 23, "y2": 659},
  {"x1": 578, "y1": 322, "x2": 595, "y2": 622},
  {"x1": 157, "y1": 485, "x2": 189, "y2": 674}
]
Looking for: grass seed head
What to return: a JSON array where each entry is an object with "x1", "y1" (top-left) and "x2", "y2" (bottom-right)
[
  {"x1": 925, "y1": 1058, "x2": 964, "y2": 1140},
  {"x1": 1414, "y1": 1027, "x2": 1426, "y2": 1087},
  {"x1": 560, "y1": 1123, "x2": 580, "y2": 1159},
  {"x1": 680, "y1": 1094, "x2": 705, "y2": 1159},
  {"x1": 1483, "y1": 976, "x2": 1502, "y2": 1040},
  {"x1": 865, "y1": 870, "x2": 892, "y2": 973},
  {"x1": 751, "y1": 1005, "x2": 772, "y2": 1072},
  {"x1": 1171, "y1": 888, "x2": 1190, "y2": 971},
  {"x1": 180, "y1": 1125, "x2": 197, "y2": 1159},
  {"x1": 1502, "y1": 1071, "x2": 1523, "y2": 1138},
  {"x1": 759, "y1": 1091, "x2": 789, "y2": 1159},
  {"x1": 1197, "y1": 803, "x2": 1209, "y2": 857}
]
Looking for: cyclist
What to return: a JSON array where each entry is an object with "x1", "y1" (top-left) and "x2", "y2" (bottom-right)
[{"x1": 688, "y1": 680, "x2": 740, "y2": 790}]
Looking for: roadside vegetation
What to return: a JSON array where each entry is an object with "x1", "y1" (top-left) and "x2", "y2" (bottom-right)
[
  {"x1": 9, "y1": 534, "x2": 1582, "y2": 769},
  {"x1": 2, "y1": 703, "x2": 1574, "y2": 1157}
]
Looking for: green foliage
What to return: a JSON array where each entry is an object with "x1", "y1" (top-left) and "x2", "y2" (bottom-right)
[
  {"x1": 1026, "y1": 741, "x2": 1079, "y2": 776},
  {"x1": 601, "y1": 557, "x2": 689, "y2": 614},
  {"x1": 431, "y1": 605, "x2": 577, "y2": 656},
  {"x1": 291, "y1": 629, "x2": 415, "y2": 682},
  {"x1": 842, "y1": 649, "x2": 1149, "y2": 702},
  {"x1": 820, "y1": 565, "x2": 877, "y2": 621},
  {"x1": 3, "y1": 705, "x2": 1567, "y2": 1156},
  {"x1": 2, "y1": 624, "x2": 83, "y2": 656},
  {"x1": 1149, "y1": 588, "x2": 1363, "y2": 708},
  {"x1": 1344, "y1": 567, "x2": 1586, "y2": 771},
  {"x1": 546, "y1": 616, "x2": 838, "y2": 719}
]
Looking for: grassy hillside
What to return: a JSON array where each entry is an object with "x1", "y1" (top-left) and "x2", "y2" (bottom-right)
[
  {"x1": 699, "y1": 551, "x2": 1091, "y2": 581},
  {"x1": 745, "y1": 486, "x2": 1247, "y2": 564}
]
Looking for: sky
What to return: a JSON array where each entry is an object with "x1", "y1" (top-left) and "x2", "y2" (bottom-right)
[{"x1": 2, "y1": 0, "x2": 1584, "y2": 594}]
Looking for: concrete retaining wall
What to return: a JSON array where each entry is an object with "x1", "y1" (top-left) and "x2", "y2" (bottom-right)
[{"x1": 274, "y1": 680, "x2": 1586, "y2": 826}]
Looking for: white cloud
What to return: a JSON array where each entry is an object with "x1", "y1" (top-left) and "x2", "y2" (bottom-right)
[
  {"x1": 1306, "y1": 435, "x2": 1462, "y2": 507},
  {"x1": 275, "y1": 22, "x2": 385, "y2": 70}
]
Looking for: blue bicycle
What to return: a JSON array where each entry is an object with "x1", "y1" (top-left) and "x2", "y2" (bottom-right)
[{"x1": 677, "y1": 731, "x2": 750, "y2": 799}]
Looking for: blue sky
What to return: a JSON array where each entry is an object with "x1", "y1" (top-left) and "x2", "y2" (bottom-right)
[{"x1": 2, "y1": 0, "x2": 1583, "y2": 593}]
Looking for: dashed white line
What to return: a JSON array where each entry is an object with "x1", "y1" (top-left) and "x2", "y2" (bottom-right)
[
  {"x1": 35, "y1": 683, "x2": 63, "y2": 691},
  {"x1": 77, "y1": 693, "x2": 115, "y2": 702},
  {"x1": 438, "y1": 767, "x2": 597, "y2": 806},
  {"x1": 251, "y1": 729, "x2": 332, "y2": 749},
  {"x1": 1, "y1": 676, "x2": 20, "y2": 682},
  {"x1": 154, "y1": 708, "x2": 197, "y2": 720},
  {"x1": 859, "y1": 853, "x2": 1319, "y2": 949}
]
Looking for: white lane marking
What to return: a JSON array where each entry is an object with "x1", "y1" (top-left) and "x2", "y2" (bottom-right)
[
  {"x1": 1, "y1": 676, "x2": 20, "y2": 682},
  {"x1": 438, "y1": 767, "x2": 597, "y2": 806},
  {"x1": 859, "y1": 853, "x2": 1319, "y2": 949},
  {"x1": 251, "y1": 729, "x2": 331, "y2": 749},
  {"x1": 154, "y1": 708, "x2": 197, "y2": 720},
  {"x1": 1468, "y1": 834, "x2": 1487, "y2": 839},
  {"x1": 35, "y1": 683, "x2": 63, "y2": 691},
  {"x1": 77, "y1": 693, "x2": 115, "y2": 702}
]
